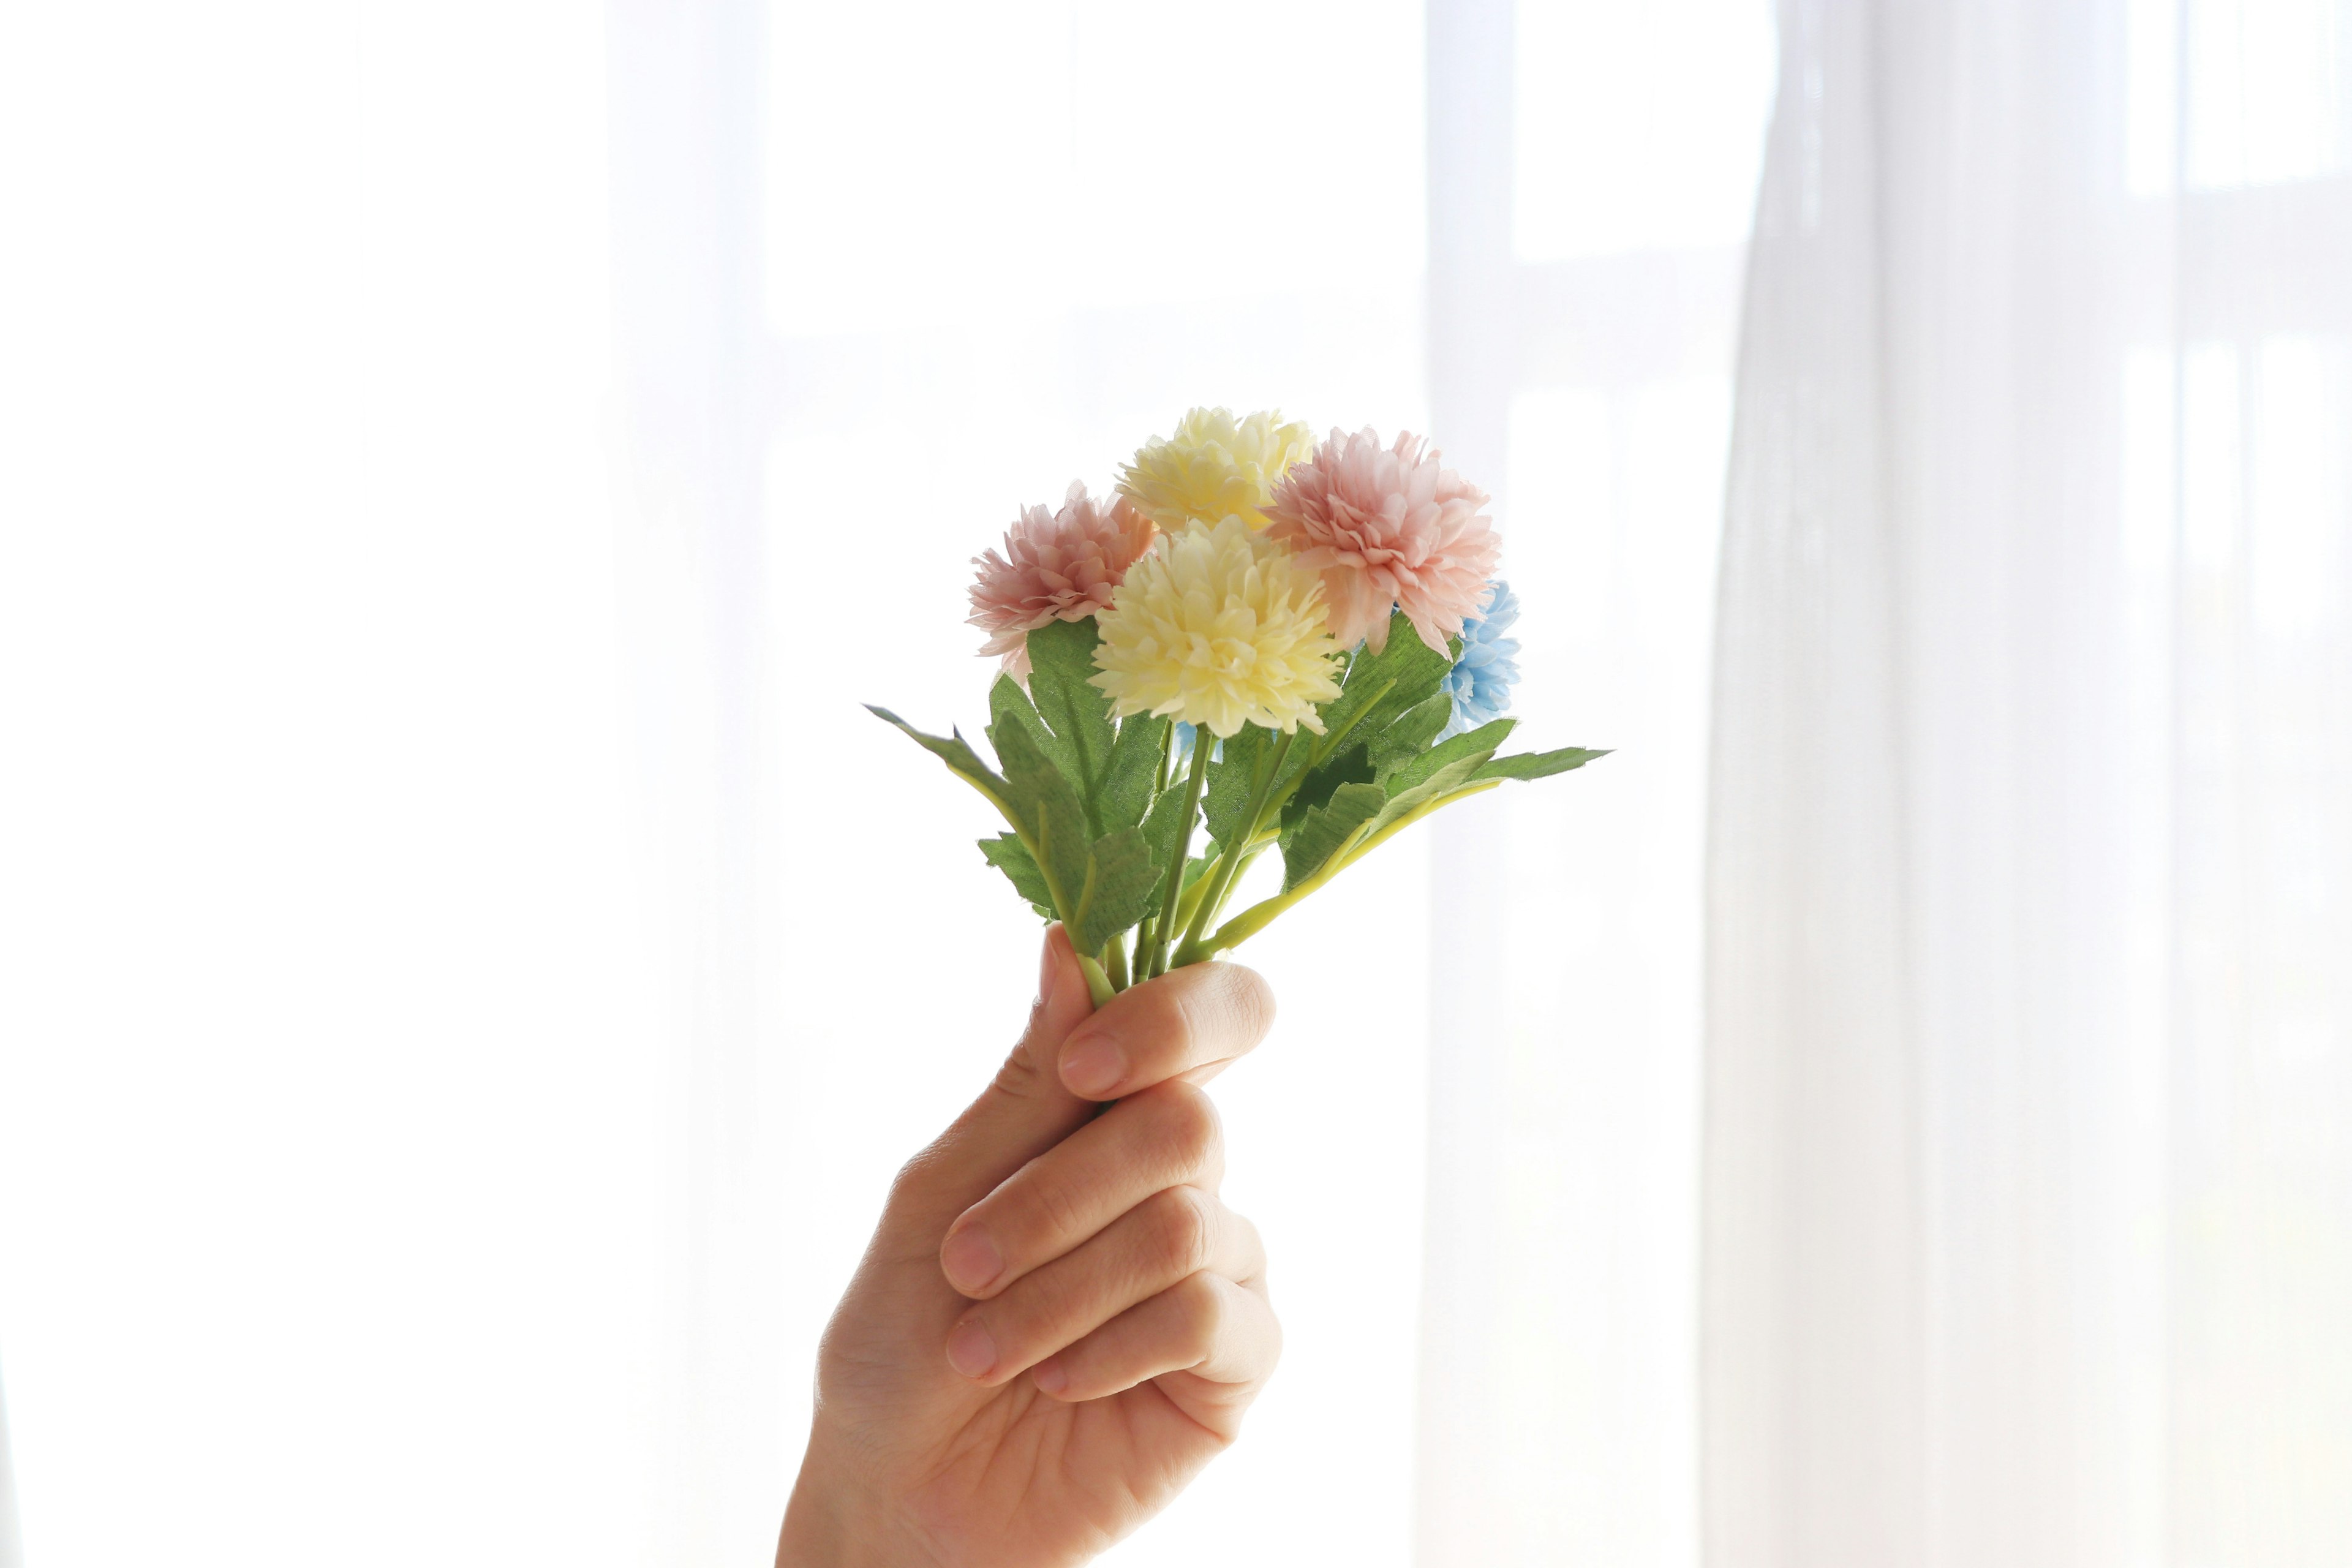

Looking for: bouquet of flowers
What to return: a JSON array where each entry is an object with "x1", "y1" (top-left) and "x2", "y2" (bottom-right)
[{"x1": 870, "y1": 408, "x2": 1605, "y2": 1008}]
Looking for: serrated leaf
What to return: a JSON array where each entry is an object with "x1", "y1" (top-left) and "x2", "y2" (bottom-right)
[
  {"x1": 1368, "y1": 752, "x2": 1490, "y2": 831},
  {"x1": 1385, "y1": 717, "x2": 1515, "y2": 796},
  {"x1": 1101, "y1": 712, "x2": 1169, "y2": 832},
  {"x1": 1472, "y1": 745, "x2": 1610, "y2": 782},
  {"x1": 1313, "y1": 611, "x2": 1455, "y2": 756},
  {"x1": 1025, "y1": 619, "x2": 1120, "y2": 835},
  {"x1": 1281, "y1": 781, "x2": 1387, "y2": 891},
  {"x1": 1069, "y1": 827, "x2": 1162, "y2": 954},
  {"x1": 978, "y1": 834, "x2": 1055, "y2": 918},
  {"x1": 988, "y1": 674, "x2": 1068, "y2": 787},
  {"x1": 1366, "y1": 691, "x2": 1458, "y2": 780},
  {"x1": 1279, "y1": 741, "x2": 1373, "y2": 842},
  {"x1": 992, "y1": 717, "x2": 1091, "y2": 918},
  {"x1": 867, "y1": 706, "x2": 1016, "y2": 818},
  {"x1": 1140, "y1": 765, "x2": 1199, "y2": 865}
]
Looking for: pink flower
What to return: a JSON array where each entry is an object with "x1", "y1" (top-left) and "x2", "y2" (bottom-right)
[
  {"x1": 968, "y1": 481, "x2": 1158, "y2": 677},
  {"x1": 1263, "y1": 428, "x2": 1501, "y2": 655}
]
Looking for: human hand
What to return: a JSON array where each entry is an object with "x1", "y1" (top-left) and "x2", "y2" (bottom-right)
[{"x1": 776, "y1": 925, "x2": 1281, "y2": 1568}]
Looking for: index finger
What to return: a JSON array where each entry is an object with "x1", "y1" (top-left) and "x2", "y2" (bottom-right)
[{"x1": 1055, "y1": 961, "x2": 1275, "y2": 1101}]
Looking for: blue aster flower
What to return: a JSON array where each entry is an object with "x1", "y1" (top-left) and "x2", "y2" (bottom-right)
[{"x1": 1437, "y1": 579, "x2": 1521, "y2": 740}]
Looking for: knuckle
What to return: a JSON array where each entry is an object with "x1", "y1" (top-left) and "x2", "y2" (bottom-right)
[
  {"x1": 885, "y1": 1147, "x2": 943, "y2": 1210},
  {"x1": 1150, "y1": 1185, "x2": 1218, "y2": 1276},
  {"x1": 1012, "y1": 1166, "x2": 1092, "y2": 1248},
  {"x1": 1226, "y1": 1208, "x2": 1267, "y2": 1280},
  {"x1": 1175, "y1": 1272, "x2": 1227, "y2": 1362},
  {"x1": 989, "y1": 1040, "x2": 1052, "y2": 1102},
  {"x1": 1141, "y1": 1080, "x2": 1221, "y2": 1171}
]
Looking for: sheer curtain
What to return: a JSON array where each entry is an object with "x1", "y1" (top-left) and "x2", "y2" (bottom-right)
[{"x1": 1708, "y1": 2, "x2": 2352, "y2": 1565}]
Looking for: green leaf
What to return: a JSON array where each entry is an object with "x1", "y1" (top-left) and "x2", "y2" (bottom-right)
[
  {"x1": 1313, "y1": 612, "x2": 1455, "y2": 758},
  {"x1": 1141, "y1": 775, "x2": 1198, "y2": 865},
  {"x1": 1200, "y1": 726, "x2": 1267, "y2": 854},
  {"x1": 992, "y1": 717, "x2": 1092, "y2": 919},
  {"x1": 1101, "y1": 712, "x2": 1169, "y2": 833},
  {"x1": 1069, "y1": 827, "x2": 1162, "y2": 954},
  {"x1": 1278, "y1": 738, "x2": 1372, "y2": 837},
  {"x1": 1276, "y1": 618, "x2": 1457, "y2": 831},
  {"x1": 978, "y1": 834, "x2": 1054, "y2": 919},
  {"x1": 1366, "y1": 691, "x2": 1458, "y2": 781},
  {"x1": 1281, "y1": 781, "x2": 1386, "y2": 891},
  {"x1": 1472, "y1": 745, "x2": 1611, "y2": 782},
  {"x1": 1025, "y1": 619, "x2": 1120, "y2": 835},
  {"x1": 867, "y1": 706, "x2": 1017, "y2": 821},
  {"x1": 1385, "y1": 717, "x2": 1515, "y2": 796},
  {"x1": 988, "y1": 674, "x2": 1068, "y2": 786}
]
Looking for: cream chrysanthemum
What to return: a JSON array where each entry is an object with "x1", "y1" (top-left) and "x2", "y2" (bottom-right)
[
  {"x1": 1115, "y1": 407, "x2": 1316, "y2": 530},
  {"x1": 1090, "y1": 517, "x2": 1343, "y2": 738}
]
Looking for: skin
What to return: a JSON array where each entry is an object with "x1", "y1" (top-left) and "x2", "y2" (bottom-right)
[{"x1": 777, "y1": 925, "x2": 1283, "y2": 1568}]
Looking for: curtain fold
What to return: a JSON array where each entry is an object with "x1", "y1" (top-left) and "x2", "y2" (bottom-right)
[
  {"x1": 1708, "y1": 1, "x2": 2352, "y2": 1564},
  {"x1": 1, "y1": 1368, "x2": 21, "y2": 1568}
]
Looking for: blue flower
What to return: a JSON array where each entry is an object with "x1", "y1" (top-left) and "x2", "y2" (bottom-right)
[
  {"x1": 1437, "y1": 580, "x2": 1521, "y2": 740},
  {"x1": 1171, "y1": 722, "x2": 1223, "y2": 765}
]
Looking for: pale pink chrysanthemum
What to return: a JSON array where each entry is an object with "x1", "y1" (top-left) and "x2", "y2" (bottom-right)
[
  {"x1": 1262, "y1": 428, "x2": 1501, "y2": 655},
  {"x1": 968, "y1": 481, "x2": 1158, "y2": 678}
]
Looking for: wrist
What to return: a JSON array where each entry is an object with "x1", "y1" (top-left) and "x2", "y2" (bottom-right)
[{"x1": 776, "y1": 1446, "x2": 926, "y2": 1568}]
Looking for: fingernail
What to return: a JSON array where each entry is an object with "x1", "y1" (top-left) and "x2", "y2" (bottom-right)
[
  {"x1": 1061, "y1": 1034, "x2": 1124, "y2": 1097},
  {"x1": 1031, "y1": 1359, "x2": 1068, "y2": 1396},
  {"x1": 941, "y1": 1224, "x2": 1002, "y2": 1293},
  {"x1": 946, "y1": 1319, "x2": 997, "y2": 1380}
]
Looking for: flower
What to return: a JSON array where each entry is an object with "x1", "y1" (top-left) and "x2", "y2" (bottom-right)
[
  {"x1": 1090, "y1": 516, "x2": 1343, "y2": 738},
  {"x1": 1116, "y1": 407, "x2": 1316, "y2": 530},
  {"x1": 968, "y1": 481, "x2": 1158, "y2": 678},
  {"x1": 1438, "y1": 580, "x2": 1521, "y2": 739},
  {"x1": 1262, "y1": 427, "x2": 1501, "y2": 655}
]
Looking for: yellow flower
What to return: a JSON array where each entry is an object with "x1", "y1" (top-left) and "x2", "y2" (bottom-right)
[
  {"x1": 1090, "y1": 518, "x2": 1343, "y2": 737},
  {"x1": 1116, "y1": 407, "x2": 1316, "y2": 530}
]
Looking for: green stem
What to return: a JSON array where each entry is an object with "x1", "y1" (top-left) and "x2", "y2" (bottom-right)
[
  {"x1": 1102, "y1": 932, "x2": 1130, "y2": 992},
  {"x1": 1195, "y1": 779, "x2": 1504, "y2": 956},
  {"x1": 1178, "y1": 729, "x2": 1293, "y2": 960},
  {"x1": 1074, "y1": 954, "x2": 1116, "y2": 1009},
  {"x1": 1205, "y1": 845, "x2": 1264, "y2": 929},
  {"x1": 1146, "y1": 738, "x2": 1212, "y2": 980},
  {"x1": 1172, "y1": 854, "x2": 1218, "y2": 933}
]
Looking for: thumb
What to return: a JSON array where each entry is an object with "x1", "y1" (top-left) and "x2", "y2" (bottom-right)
[{"x1": 884, "y1": 924, "x2": 1098, "y2": 1245}]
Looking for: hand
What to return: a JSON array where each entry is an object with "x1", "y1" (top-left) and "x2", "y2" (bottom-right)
[{"x1": 777, "y1": 925, "x2": 1282, "y2": 1568}]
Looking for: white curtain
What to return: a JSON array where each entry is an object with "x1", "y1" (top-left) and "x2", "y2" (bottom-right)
[
  {"x1": 0, "y1": 1372, "x2": 20, "y2": 1568},
  {"x1": 1708, "y1": 3, "x2": 2352, "y2": 1566}
]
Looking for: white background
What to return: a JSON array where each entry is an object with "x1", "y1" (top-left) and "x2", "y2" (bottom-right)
[{"x1": 0, "y1": 2, "x2": 1771, "y2": 1564}]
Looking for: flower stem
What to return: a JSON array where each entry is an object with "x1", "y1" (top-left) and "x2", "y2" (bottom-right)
[
  {"x1": 1075, "y1": 953, "x2": 1117, "y2": 1009},
  {"x1": 1177, "y1": 729, "x2": 1292, "y2": 961},
  {"x1": 1146, "y1": 738, "x2": 1212, "y2": 980},
  {"x1": 1199, "y1": 779, "x2": 1504, "y2": 955},
  {"x1": 1103, "y1": 930, "x2": 1130, "y2": 992}
]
